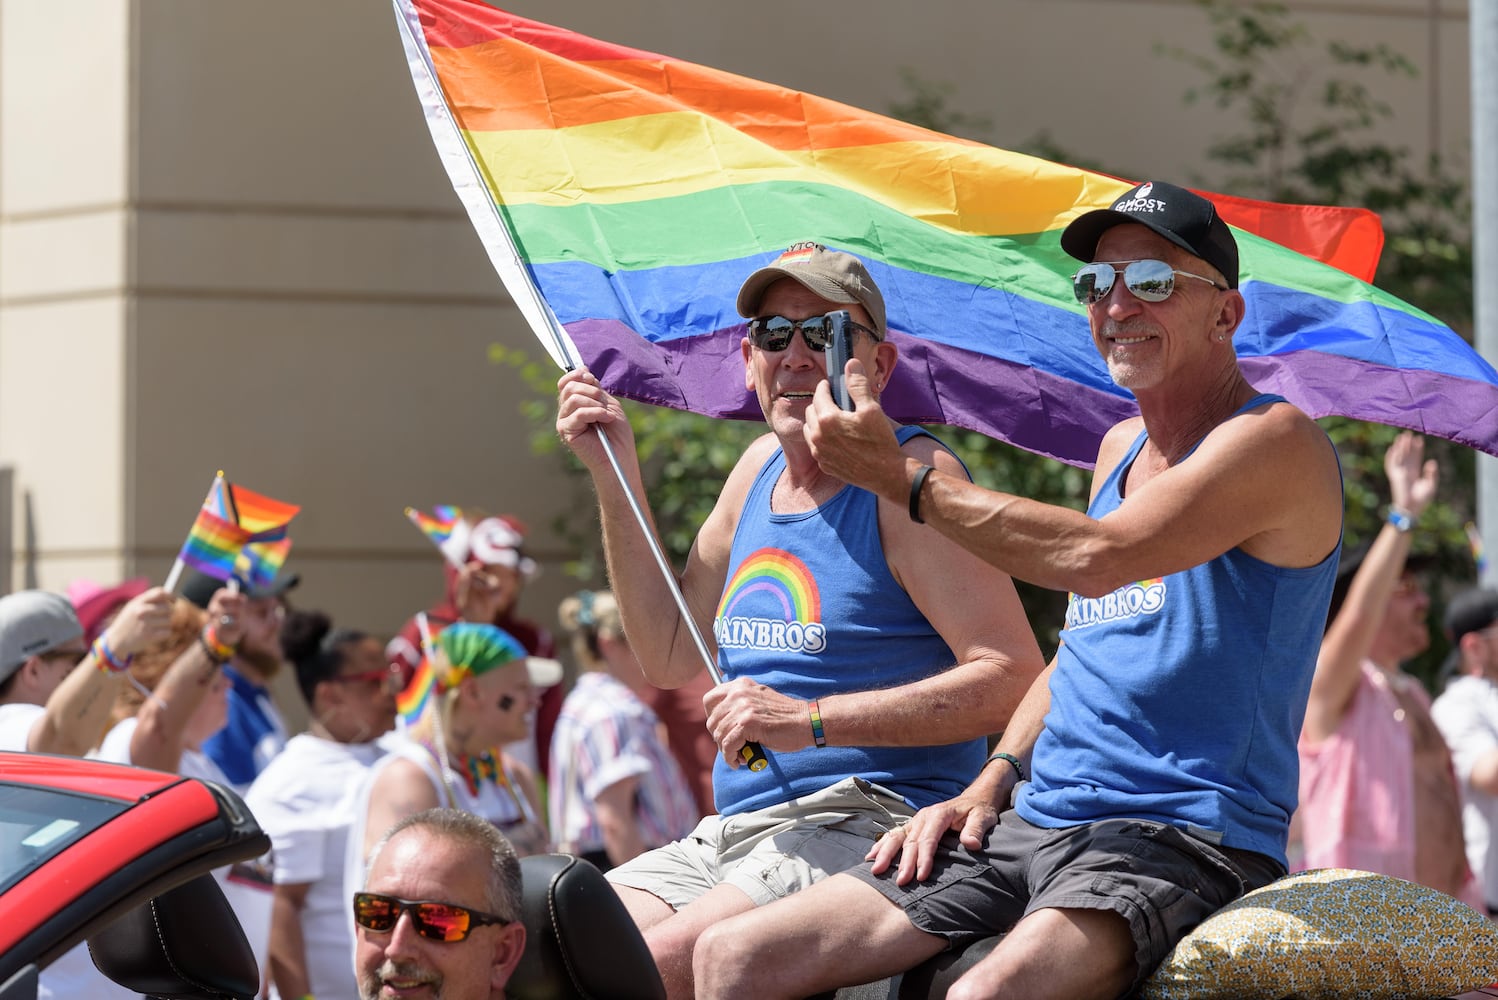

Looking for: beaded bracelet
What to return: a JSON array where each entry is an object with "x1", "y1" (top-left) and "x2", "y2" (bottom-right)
[
  {"x1": 90, "y1": 635, "x2": 133, "y2": 674},
  {"x1": 809, "y1": 699, "x2": 826, "y2": 748},
  {"x1": 987, "y1": 750, "x2": 1025, "y2": 782},
  {"x1": 199, "y1": 624, "x2": 235, "y2": 665}
]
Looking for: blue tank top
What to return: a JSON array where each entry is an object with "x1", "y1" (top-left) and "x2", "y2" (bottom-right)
[
  {"x1": 712, "y1": 426, "x2": 983, "y2": 815},
  {"x1": 1015, "y1": 394, "x2": 1339, "y2": 865}
]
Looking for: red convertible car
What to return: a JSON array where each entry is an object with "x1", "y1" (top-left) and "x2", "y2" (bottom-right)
[
  {"x1": 0, "y1": 752, "x2": 267, "y2": 1000},
  {"x1": 3, "y1": 751, "x2": 1491, "y2": 1000},
  {"x1": 0, "y1": 752, "x2": 662, "y2": 1000}
]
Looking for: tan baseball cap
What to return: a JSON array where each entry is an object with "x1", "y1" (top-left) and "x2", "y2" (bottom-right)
[{"x1": 736, "y1": 243, "x2": 887, "y2": 339}]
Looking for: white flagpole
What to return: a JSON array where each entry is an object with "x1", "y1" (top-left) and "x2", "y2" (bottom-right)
[
  {"x1": 393, "y1": 1, "x2": 766, "y2": 769},
  {"x1": 163, "y1": 471, "x2": 226, "y2": 594},
  {"x1": 392, "y1": 0, "x2": 578, "y2": 372},
  {"x1": 416, "y1": 611, "x2": 461, "y2": 804},
  {"x1": 391, "y1": 3, "x2": 732, "y2": 690}
]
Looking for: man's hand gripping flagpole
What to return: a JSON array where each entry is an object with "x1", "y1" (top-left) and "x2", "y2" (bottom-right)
[{"x1": 393, "y1": 0, "x2": 767, "y2": 772}]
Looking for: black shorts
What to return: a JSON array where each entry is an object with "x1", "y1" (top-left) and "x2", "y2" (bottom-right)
[{"x1": 846, "y1": 808, "x2": 1284, "y2": 988}]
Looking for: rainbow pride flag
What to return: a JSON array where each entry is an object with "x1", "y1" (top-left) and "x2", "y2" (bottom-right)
[
  {"x1": 404, "y1": 505, "x2": 469, "y2": 568},
  {"x1": 1466, "y1": 522, "x2": 1489, "y2": 579},
  {"x1": 397, "y1": 656, "x2": 438, "y2": 726},
  {"x1": 235, "y1": 537, "x2": 293, "y2": 592},
  {"x1": 406, "y1": 505, "x2": 463, "y2": 547},
  {"x1": 176, "y1": 473, "x2": 300, "y2": 582},
  {"x1": 179, "y1": 510, "x2": 251, "y2": 581},
  {"x1": 204, "y1": 474, "x2": 301, "y2": 542},
  {"x1": 394, "y1": 0, "x2": 1498, "y2": 465}
]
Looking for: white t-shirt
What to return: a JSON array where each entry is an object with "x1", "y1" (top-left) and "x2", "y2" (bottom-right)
[
  {"x1": 0, "y1": 702, "x2": 43, "y2": 751},
  {"x1": 244, "y1": 733, "x2": 385, "y2": 1000},
  {"x1": 1432, "y1": 673, "x2": 1498, "y2": 907}
]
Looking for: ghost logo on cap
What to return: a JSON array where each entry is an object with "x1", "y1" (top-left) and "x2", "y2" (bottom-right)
[
  {"x1": 1060, "y1": 179, "x2": 1241, "y2": 289},
  {"x1": 1112, "y1": 182, "x2": 1168, "y2": 216}
]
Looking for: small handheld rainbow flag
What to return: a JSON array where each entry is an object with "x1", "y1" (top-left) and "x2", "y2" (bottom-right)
[
  {"x1": 397, "y1": 656, "x2": 438, "y2": 727},
  {"x1": 1466, "y1": 522, "x2": 1489, "y2": 579},
  {"x1": 398, "y1": 611, "x2": 443, "y2": 731},
  {"x1": 405, "y1": 505, "x2": 468, "y2": 569},
  {"x1": 406, "y1": 505, "x2": 463, "y2": 546},
  {"x1": 235, "y1": 537, "x2": 294, "y2": 592},
  {"x1": 178, "y1": 510, "x2": 253, "y2": 581},
  {"x1": 205, "y1": 474, "x2": 301, "y2": 542},
  {"x1": 168, "y1": 472, "x2": 300, "y2": 590}
]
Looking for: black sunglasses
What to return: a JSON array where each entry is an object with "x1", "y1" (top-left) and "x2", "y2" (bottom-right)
[
  {"x1": 747, "y1": 312, "x2": 879, "y2": 352},
  {"x1": 352, "y1": 892, "x2": 511, "y2": 942},
  {"x1": 1072, "y1": 259, "x2": 1226, "y2": 306}
]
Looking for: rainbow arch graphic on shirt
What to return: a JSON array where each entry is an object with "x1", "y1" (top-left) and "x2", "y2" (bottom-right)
[
  {"x1": 717, "y1": 548, "x2": 821, "y2": 622},
  {"x1": 1067, "y1": 577, "x2": 1165, "y2": 603}
]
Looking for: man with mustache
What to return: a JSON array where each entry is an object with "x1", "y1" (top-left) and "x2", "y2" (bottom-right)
[
  {"x1": 557, "y1": 242, "x2": 1045, "y2": 997},
  {"x1": 354, "y1": 809, "x2": 525, "y2": 1000}
]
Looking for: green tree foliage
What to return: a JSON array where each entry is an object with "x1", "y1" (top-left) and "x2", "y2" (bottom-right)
[
  {"x1": 1165, "y1": 0, "x2": 1473, "y2": 332},
  {"x1": 1160, "y1": 0, "x2": 1478, "y2": 686},
  {"x1": 490, "y1": 344, "x2": 763, "y2": 585}
]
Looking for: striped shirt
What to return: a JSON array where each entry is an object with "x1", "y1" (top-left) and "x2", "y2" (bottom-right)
[{"x1": 548, "y1": 673, "x2": 700, "y2": 856}]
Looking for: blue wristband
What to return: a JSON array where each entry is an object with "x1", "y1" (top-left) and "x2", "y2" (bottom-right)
[{"x1": 1387, "y1": 506, "x2": 1414, "y2": 534}]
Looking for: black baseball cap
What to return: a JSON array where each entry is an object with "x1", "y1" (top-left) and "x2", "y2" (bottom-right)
[
  {"x1": 1444, "y1": 587, "x2": 1498, "y2": 644},
  {"x1": 1061, "y1": 181, "x2": 1240, "y2": 289}
]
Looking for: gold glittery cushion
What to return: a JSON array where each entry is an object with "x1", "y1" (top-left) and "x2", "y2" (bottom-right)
[{"x1": 1140, "y1": 868, "x2": 1498, "y2": 1000}]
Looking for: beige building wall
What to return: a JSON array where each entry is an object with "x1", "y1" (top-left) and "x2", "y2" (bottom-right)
[{"x1": 0, "y1": 0, "x2": 1474, "y2": 637}]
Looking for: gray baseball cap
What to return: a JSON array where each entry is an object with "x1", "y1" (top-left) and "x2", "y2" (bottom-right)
[{"x1": 0, "y1": 591, "x2": 84, "y2": 683}]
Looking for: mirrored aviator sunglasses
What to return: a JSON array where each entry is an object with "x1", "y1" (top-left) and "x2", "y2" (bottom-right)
[
  {"x1": 1071, "y1": 259, "x2": 1224, "y2": 306},
  {"x1": 747, "y1": 313, "x2": 877, "y2": 352},
  {"x1": 352, "y1": 892, "x2": 510, "y2": 943}
]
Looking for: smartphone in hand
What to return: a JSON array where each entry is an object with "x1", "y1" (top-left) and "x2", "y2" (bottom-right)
[{"x1": 826, "y1": 310, "x2": 855, "y2": 411}]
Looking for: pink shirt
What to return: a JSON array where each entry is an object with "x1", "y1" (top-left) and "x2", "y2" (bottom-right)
[{"x1": 1296, "y1": 661, "x2": 1417, "y2": 879}]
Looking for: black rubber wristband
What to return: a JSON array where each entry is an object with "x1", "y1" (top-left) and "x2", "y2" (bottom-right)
[
  {"x1": 908, "y1": 464, "x2": 934, "y2": 523},
  {"x1": 987, "y1": 751, "x2": 1025, "y2": 781}
]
